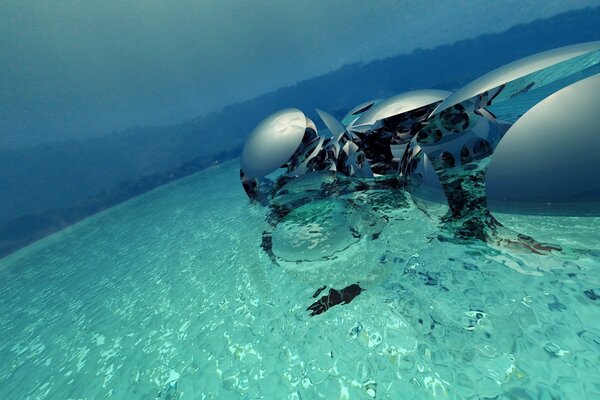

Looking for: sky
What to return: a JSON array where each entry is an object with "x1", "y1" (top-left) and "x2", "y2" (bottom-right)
[{"x1": 1, "y1": 0, "x2": 599, "y2": 148}]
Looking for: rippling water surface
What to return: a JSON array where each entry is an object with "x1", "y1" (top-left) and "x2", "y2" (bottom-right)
[{"x1": 1, "y1": 159, "x2": 599, "y2": 399}]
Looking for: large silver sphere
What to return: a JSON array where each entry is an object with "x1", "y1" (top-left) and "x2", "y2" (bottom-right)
[
  {"x1": 487, "y1": 73, "x2": 600, "y2": 208},
  {"x1": 240, "y1": 108, "x2": 307, "y2": 179}
]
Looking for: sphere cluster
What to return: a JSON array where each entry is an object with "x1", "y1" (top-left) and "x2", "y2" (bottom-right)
[{"x1": 239, "y1": 41, "x2": 600, "y2": 261}]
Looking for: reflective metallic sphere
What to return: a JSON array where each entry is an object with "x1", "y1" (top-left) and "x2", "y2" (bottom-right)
[
  {"x1": 240, "y1": 108, "x2": 307, "y2": 180},
  {"x1": 487, "y1": 73, "x2": 600, "y2": 206}
]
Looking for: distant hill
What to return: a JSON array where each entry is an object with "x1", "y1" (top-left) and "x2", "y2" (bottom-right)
[{"x1": 1, "y1": 6, "x2": 599, "y2": 258}]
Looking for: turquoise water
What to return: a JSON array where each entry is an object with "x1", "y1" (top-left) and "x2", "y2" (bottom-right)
[{"x1": 1, "y1": 159, "x2": 600, "y2": 399}]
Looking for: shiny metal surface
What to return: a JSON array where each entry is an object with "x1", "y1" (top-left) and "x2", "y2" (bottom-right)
[
  {"x1": 432, "y1": 41, "x2": 600, "y2": 115},
  {"x1": 341, "y1": 99, "x2": 381, "y2": 122},
  {"x1": 240, "y1": 108, "x2": 307, "y2": 179},
  {"x1": 487, "y1": 73, "x2": 600, "y2": 200},
  {"x1": 354, "y1": 90, "x2": 451, "y2": 128},
  {"x1": 316, "y1": 109, "x2": 346, "y2": 140},
  {"x1": 305, "y1": 116, "x2": 317, "y2": 132}
]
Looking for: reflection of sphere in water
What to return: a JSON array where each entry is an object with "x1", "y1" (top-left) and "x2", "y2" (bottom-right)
[
  {"x1": 271, "y1": 171, "x2": 340, "y2": 209},
  {"x1": 270, "y1": 198, "x2": 386, "y2": 279}
]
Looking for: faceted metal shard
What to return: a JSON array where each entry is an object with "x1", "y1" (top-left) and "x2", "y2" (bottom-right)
[
  {"x1": 432, "y1": 41, "x2": 600, "y2": 116},
  {"x1": 287, "y1": 135, "x2": 324, "y2": 177},
  {"x1": 313, "y1": 109, "x2": 374, "y2": 178},
  {"x1": 353, "y1": 90, "x2": 451, "y2": 130},
  {"x1": 339, "y1": 141, "x2": 373, "y2": 178},
  {"x1": 240, "y1": 108, "x2": 307, "y2": 179},
  {"x1": 316, "y1": 109, "x2": 346, "y2": 141},
  {"x1": 487, "y1": 73, "x2": 600, "y2": 205}
]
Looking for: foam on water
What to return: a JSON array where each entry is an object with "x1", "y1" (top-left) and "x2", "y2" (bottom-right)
[{"x1": 1, "y1": 159, "x2": 599, "y2": 399}]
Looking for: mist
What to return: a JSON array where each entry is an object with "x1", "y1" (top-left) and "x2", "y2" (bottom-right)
[{"x1": 1, "y1": 0, "x2": 598, "y2": 148}]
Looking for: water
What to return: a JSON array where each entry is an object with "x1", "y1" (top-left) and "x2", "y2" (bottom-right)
[{"x1": 1, "y1": 159, "x2": 599, "y2": 399}]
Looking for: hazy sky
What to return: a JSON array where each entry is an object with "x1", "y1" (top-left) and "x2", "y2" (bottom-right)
[{"x1": 1, "y1": 0, "x2": 599, "y2": 147}]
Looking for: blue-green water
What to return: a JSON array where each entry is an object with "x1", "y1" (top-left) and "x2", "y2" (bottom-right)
[{"x1": 1, "y1": 159, "x2": 600, "y2": 399}]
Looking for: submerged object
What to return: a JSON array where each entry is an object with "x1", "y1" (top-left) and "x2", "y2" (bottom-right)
[{"x1": 306, "y1": 283, "x2": 365, "y2": 316}]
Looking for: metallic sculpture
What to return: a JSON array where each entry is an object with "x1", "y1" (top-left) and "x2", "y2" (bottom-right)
[
  {"x1": 240, "y1": 108, "x2": 374, "y2": 204},
  {"x1": 239, "y1": 41, "x2": 600, "y2": 290},
  {"x1": 349, "y1": 89, "x2": 451, "y2": 176},
  {"x1": 413, "y1": 41, "x2": 600, "y2": 246}
]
